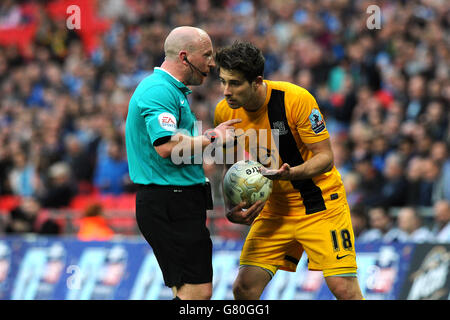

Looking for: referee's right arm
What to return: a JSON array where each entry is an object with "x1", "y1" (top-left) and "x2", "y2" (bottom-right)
[
  {"x1": 154, "y1": 133, "x2": 211, "y2": 158},
  {"x1": 154, "y1": 119, "x2": 242, "y2": 158}
]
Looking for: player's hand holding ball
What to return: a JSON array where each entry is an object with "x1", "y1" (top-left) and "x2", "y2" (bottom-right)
[
  {"x1": 226, "y1": 200, "x2": 266, "y2": 225},
  {"x1": 223, "y1": 160, "x2": 273, "y2": 225}
]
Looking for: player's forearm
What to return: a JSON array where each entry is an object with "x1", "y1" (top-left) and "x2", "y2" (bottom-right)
[{"x1": 289, "y1": 151, "x2": 334, "y2": 180}]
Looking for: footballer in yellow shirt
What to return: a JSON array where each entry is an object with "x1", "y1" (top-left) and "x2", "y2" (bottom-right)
[{"x1": 214, "y1": 41, "x2": 364, "y2": 300}]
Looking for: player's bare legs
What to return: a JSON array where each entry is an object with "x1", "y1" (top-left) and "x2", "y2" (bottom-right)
[
  {"x1": 173, "y1": 283, "x2": 212, "y2": 300},
  {"x1": 325, "y1": 276, "x2": 364, "y2": 300},
  {"x1": 233, "y1": 266, "x2": 272, "y2": 299}
]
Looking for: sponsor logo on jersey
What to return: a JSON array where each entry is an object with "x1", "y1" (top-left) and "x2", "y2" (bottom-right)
[
  {"x1": 309, "y1": 109, "x2": 325, "y2": 134},
  {"x1": 158, "y1": 112, "x2": 177, "y2": 132},
  {"x1": 272, "y1": 121, "x2": 289, "y2": 135}
]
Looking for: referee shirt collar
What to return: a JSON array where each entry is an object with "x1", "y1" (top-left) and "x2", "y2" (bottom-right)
[{"x1": 154, "y1": 67, "x2": 192, "y2": 95}]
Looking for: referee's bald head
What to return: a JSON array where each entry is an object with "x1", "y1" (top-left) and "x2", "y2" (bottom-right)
[{"x1": 164, "y1": 26, "x2": 211, "y2": 60}]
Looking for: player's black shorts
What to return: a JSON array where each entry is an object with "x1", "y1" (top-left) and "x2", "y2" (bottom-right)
[{"x1": 135, "y1": 184, "x2": 213, "y2": 288}]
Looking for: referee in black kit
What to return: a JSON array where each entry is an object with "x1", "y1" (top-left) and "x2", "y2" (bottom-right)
[{"x1": 125, "y1": 26, "x2": 240, "y2": 300}]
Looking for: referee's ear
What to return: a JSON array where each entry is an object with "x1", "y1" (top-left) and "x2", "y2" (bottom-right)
[{"x1": 179, "y1": 51, "x2": 188, "y2": 64}]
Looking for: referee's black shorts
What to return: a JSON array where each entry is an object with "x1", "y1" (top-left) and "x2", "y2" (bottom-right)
[{"x1": 135, "y1": 184, "x2": 213, "y2": 288}]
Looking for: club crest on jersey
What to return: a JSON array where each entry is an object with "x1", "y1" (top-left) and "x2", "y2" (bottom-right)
[
  {"x1": 272, "y1": 121, "x2": 288, "y2": 136},
  {"x1": 158, "y1": 112, "x2": 177, "y2": 132},
  {"x1": 309, "y1": 109, "x2": 325, "y2": 134}
]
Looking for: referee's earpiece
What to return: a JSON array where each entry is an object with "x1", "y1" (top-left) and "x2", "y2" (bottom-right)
[{"x1": 183, "y1": 55, "x2": 208, "y2": 77}]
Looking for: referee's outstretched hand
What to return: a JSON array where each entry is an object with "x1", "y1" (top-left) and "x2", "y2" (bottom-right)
[{"x1": 226, "y1": 200, "x2": 266, "y2": 225}]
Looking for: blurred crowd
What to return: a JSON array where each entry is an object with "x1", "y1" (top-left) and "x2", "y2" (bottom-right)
[{"x1": 0, "y1": 0, "x2": 448, "y2": 242}]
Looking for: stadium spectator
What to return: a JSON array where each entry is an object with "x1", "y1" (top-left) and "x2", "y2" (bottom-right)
[
  {"x1": 342, "y1": 172, "x2": 363, "y2": 207},
  {"x1": 8, "y1": 149, "x2": 36, "y2": 197},
  {"x1": 430, "y1": 141, "x2": 449, "y2": 166},
  {"x1": 377, "y1": 152, "x2": 408, "y2": 207},
  {"x1": 420, "y1": 157, "x2": 443, "y2": 205},
  {"x1": 350, "y1": 204, "x2": 370, "y2": 243},
  {"x1": 404, "y1": 156, "x2": 423, "y2": 206},
  {"x1": 4, "y1": 197, "x2": 40, "y2": 234},
  {"x1": 429, "y1": 141, "x2": 450, "y2": 202},
  {"x1": 352, "y1": 153, "x2": 384, "y2": 207},
  {"x1": 93, "y1": 138, "x2": 130, "y2": 195},
  {"x1": 4, "y1": 196, "x2": 60, "y2": 234},
  {"x1": 77, "y1": 202, "x2": 114, "y2": 241},
  {"x1": 0, "y1": 1, "x2": 23, "y2": 29},
  {"x1": 420, "y1": 101, "x2": 448, "y2": 141},
  {"x1": 396, "y1": 135, "x2": 416, "y2": 164},
  {"x1": 396, "y1": 207, "x2": 435, "y2": 243},
  {"x1": 362, "y1": 207, "x2": 408, "y2": 243},
  {"x1": 0, "y1": 140, "x2": 12, "y2": 195},
  {"x1": 440, "y1": 160, "x2": 450, "y2": 202},
  {"x1": 412, "y1": 125, "x2": 435, "y2": 158},
  {"x1": 63, "y1": 134, "x2": 95, "y2": 192},
  {"x1": 330, "y1": 137, "x2": 352, "y2": 177},
  {"x1": 36, "y1": 161, "x2": 76, "y2": 208},
  {"x1": 432, "y1": 200, "x2": 450, "y2": 243},
  {"x1": 404, "y1": 75, "x2": 428, "y2": 122},
  {"x1": 370, "y1": 134, "x2": 390, "y2": 173}
]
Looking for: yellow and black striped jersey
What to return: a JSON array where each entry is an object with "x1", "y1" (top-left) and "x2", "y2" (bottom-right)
[{"x1": 214, "y1": 80, "x2": 347, "y2": 216}]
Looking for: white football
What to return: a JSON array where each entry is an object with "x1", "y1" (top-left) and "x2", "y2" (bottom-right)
[{"x1": 223, "y1": 160, "x2": 273, "y2": 209}]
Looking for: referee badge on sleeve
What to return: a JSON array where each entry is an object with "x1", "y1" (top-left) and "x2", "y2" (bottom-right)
[
  {"x1": 158, "y1": 112, "x2": 177, "y2": 132},
  {"x1": 309, "y1": 109, "x2": 325, "y2": 134}
]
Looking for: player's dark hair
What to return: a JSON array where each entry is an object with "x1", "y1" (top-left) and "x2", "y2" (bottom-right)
[{"x1": 214, "y1": 41, "x2": 265, "y2": 83}]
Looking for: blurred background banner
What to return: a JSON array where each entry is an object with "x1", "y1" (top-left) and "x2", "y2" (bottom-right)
[
  {"x1": 399, "y1": 243, "x2": 450, "y2": 300},
  {"x1": 1, "y1": 236, "x2": 447, "y2": 300}
]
